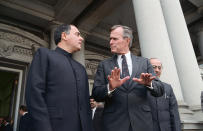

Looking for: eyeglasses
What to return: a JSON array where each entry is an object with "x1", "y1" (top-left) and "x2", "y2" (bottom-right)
[{"x1": 152, "y1": 65, "x2": 162, "y2": 70}]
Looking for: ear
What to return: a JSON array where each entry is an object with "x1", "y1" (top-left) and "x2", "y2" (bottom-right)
[
  {"x1": 125, "y1": 37, "x2": 130, "y2": 46},
  {"x1": 61, "y1": 32, "x2": 67, "y2": 41}
]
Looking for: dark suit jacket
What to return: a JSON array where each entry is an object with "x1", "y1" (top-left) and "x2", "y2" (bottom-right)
[
  {"x1": 19, "y1": 113, "x2": 30, "y2": 131},
  {"x1": 93, "y1": 107, "x2": 103, "y2": 131},
  {"x1": 2, "y1": 124, "x2": 12, "y2": 131},
  {"x1": 148, "y1": 82, "x2": 181, "y2": 131},
  {"x1": 92, "y1": 54, "x2": 164, "y2": 131},
  {"x1": 26, "y1": 47, "x2": 93, "y2": 131}
]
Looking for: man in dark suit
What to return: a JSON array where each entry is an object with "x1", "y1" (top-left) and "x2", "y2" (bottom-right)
[
  {"x1": 25, "y1": 24, "x2": 93, "y2": 131},
  {"x1": 90, "y1": 98, "x2": 103, "y2": 131},
  {"x1": 92, "y1": 25, "x2": 164, "y2": 131},
  {"x1": 19, "y1": 105, "x2": 30, "y2": 131},
  {"x1": 149, "y1": 58, "x2": 181, "y2": 131}
]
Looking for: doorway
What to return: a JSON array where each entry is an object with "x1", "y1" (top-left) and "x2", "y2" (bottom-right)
[
  {"x1": 0, "y1": 66, "x2": 24, "y2": 131},
  {"x1": 0, "y1": 69, "x2": 18, "y2": 120}
]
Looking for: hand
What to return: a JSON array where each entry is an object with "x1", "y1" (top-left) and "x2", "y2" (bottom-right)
[
  {"x1": 132, "y1": 73, "x2": 155, "y2": 86},
  {"x1": 108, "y1": 67, "x2": 130, "y2": 91}
]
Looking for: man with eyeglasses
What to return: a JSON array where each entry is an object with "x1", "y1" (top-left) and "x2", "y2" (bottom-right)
[{"x1": 149, "y1": 58, "x2": 181, "y2": 131}]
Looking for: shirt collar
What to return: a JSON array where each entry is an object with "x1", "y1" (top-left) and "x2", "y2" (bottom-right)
[
  {"x1": 55, "y1": 47, "x2": 72, "y2": 58},
  {"x1": 117, "y1": 51, "x2": 131, "y2": 60},
  {"x1": 23, "y1": 112, "x2": 28, "y2": 116}
]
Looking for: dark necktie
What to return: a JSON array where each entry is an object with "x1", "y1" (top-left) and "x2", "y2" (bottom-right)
[{"x1": 121, "y1": 55, "x2": 130, "y2": 78}]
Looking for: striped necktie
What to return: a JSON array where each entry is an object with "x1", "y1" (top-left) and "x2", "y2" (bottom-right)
[{"x1": 121, "y1": 55, "x2": 130, "y2": 78}]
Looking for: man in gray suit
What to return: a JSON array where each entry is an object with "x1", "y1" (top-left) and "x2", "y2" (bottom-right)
[
  {"x1": 149, "y1": 58, "x2": 181, "y2": 131},
  {"x1": 92, "y1": 25, "x2": 164, "y2": 131}
]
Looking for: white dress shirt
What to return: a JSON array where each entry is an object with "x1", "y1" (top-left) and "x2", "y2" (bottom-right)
[{"x1": 117, "y1": 51, "x2": 132, "y2": 76}]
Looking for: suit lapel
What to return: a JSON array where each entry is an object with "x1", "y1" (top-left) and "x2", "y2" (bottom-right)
[
  {"x1": 110, "y1": 55, "x2": 128, "y2": 91},
  {"x1": 110, "y1": 55, "x2": 119, "y2": 69},
  {"x1": 128, "y1": 55, "x2": 140, "y2": 91}
]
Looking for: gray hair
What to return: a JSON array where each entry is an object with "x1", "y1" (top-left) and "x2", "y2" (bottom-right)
[{"x1": 110, "y1": 25, "x2": 133, "y2": 47}]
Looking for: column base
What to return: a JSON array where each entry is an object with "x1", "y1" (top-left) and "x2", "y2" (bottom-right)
[
  {"x1": 190, "y1": 105, "x2": 203, "y2": 122},
  {"x1": 179, "y1": 102, "x2": 203, "y2": 130}
]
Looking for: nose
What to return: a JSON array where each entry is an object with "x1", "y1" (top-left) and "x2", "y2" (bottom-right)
[
  {"x1": 110, "y1": 39, "x2": 114, "y2": 45},
  {"x1": 80, "y1": 36, "x2": 84, "y2": 42},
  {"x1": 155, "y1": 68, "x2": 159, "y2": 71}
]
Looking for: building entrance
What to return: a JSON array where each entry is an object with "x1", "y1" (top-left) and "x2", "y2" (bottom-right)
[
  {"x1": 0, "y1": 59, "x2": 27, "y2": 131},
  {"x1": 0, "y1": 69, "x2": 19, "y2": 127}
]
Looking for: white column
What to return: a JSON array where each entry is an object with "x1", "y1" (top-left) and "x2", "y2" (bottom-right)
[
  {"x1": 72, "y1": 30, "x2": 86, "y2": 66},
  {"x1": 197, "y1": 29, "x2": 203, "y2": 59},
  {"x1": 132, "y1": 0, "x2": 184, "y2": 102},
  {"x1": 72, "y1": 43, "x2": 85, "y2": 66},
  {"x1": 160, "y1": 0, "x2": 203, "y2": 109}
]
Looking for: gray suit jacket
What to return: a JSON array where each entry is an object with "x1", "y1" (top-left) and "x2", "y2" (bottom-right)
[
  {"x1": 92, "y1": 54, "x2": 164, "y2": 131},
  {"x1": 148, "y1": 82, "x2": 181, "y2": 131}
]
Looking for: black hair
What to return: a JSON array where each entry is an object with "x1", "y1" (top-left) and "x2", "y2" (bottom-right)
[
  {"x1": 54, "y1": 24, "x2": 71, "y2": 45},
  {"x1": 19, "y1": 105, "x2": 27, "y2": 112}
]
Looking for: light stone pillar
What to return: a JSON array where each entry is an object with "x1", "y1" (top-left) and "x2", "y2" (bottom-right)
[
  {"x1": 72, "y1": 30, "x2": 86, "y2": 66},
  {"x1": 159, "y1": 0, "x2": 203, "y2": 115},
  {"x1": 72, "y1": 43, "x2": 85, "y2": 66},
  {"x1": 132, "y1": 0, "x2": 184, "y2": 102},
  {"x1": 50, "y1": 25, "x2": 57, "y2": 50}
]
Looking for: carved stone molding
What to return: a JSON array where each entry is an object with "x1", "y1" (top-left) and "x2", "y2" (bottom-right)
[
  {"x1": 85, "y1": 60, "x2": 99, "y2": 77},
  {"x1": 0, "y1": 23, "x2": 48, "y2": 48},
  {"x1": 0, "y1": 43, "x2": 13, "y2": 57},
  {"x1": 0, "y1": 24, "x2": 44, "y2": 59},
  {"x1": 13, "y1": 46, "x2": 32, "y2": 56},
  {"x1": 85, "y1": 50, "x2": 110, "y2": 78},
  {"x1": 0, "y1": 31, "x2": 37, "y2": 48},
  {"x1": 0, "y1": 42, "x2": 33, "y2": 57}
]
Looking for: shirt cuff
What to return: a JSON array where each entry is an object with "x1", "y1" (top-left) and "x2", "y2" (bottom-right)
[
  {"x1": 146, "y1": 82, "x2": 153, "y2": 90},
  {"x1": 107, "y1": 84, "x2": 116, "y2": 95}
]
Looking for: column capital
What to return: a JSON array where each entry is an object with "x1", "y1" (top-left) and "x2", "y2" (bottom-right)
[{"x1": 45, "y1": 20, "x2": 62, "y2": 31}]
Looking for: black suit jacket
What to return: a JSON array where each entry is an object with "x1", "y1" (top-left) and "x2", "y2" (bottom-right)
[
  {"x1": 92, "y1": 54, "x2": 164, "y2": 131},
  {"x1": 148, "y1": 82, "x2": 181, "y2": 131},
  {"x1": 2, "y1": 124, "x2": 12, "y2": 131},
  {"x1": 19, "y1": 113, "x2": 30, "y2": 131},
  {"x1": 93, "y1": 107, "x2": 103, "y2": 131},
  {"x1": 26, "y1": 47, "x2": 93, "y2": 131}
]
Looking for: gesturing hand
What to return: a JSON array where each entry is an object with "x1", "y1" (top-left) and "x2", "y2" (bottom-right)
[
  {"x1": 132, "y1": 73, "x2": 155, "y2": 86},
  {"x1": 108, "y1": 67, "x2": 130, "y2": 91}
]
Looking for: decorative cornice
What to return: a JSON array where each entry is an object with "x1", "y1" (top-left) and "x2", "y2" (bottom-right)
[
  {"x1": 85, "y1": 60, "x2": 99, "y2": 77},
  {"x1": 13, "y1": 46, "x2": 32, "y2": 56},
  {"x1": 0, "y1": 44, "x2": 13, "y2": 57},
  {"x1": 0, "y1": 23, "x2": 48, "y2": 47},
  {"x1": 0, "y1": 31, "x2": 36, "y2": 47},
  {"x1": 0, "y1": 42, "x2": 33, "y2": 57}
]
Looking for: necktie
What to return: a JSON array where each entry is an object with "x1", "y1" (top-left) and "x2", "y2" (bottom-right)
[{"x1": 121, "y1": 55, "x2": 130, "y2": 78}]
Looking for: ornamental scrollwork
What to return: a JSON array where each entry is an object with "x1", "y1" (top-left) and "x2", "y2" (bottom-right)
[{"x1": 0, "y1": 44, "x2": 13, "y2": 57}]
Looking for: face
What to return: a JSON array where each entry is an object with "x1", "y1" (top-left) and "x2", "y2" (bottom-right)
[
  {"x1": 109, "y1": 27, "x2": 130, "y2": 54},
  {"x1": 90, "y1": 98, "x2": 97, "y2": 109},
  {"x1": 19, "y1": 109, "x2": 23, "y2": 116},
  {"x1": 150, "y1": 59, "x2": 162, "y2": 78},
  {"x1": 63, "y1": 25, "x2": 84, "y2": 53}
]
